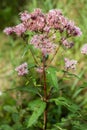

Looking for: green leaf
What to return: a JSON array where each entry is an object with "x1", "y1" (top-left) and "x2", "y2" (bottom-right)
[
  {"x1": 50, "y1": 97, "x2": 80, "y2": 113},
  {"x1": 28, "y1": 99, "x2": 42, "y2": 111},
  {"x1": 22, "y1": 45, "x2": 30, "y2": 58},
  {"x1": 47, "y1": 67, "x2": 58, "y2": 90},
  {"x1": 5, "y1": 86, "x2": 40, "y2": 96},
  {"x1": 12, "y1": 122, "x2": 23, "y2": 130},
  {"x1": 28, "y1": 63, "x2": 36, "y2": 69},
  {"x1": 62, "y1": 70, "x2": 80, "y2": 79},
  {"x1": 54, "y1": 125, "x2": 67, "y2": 130},
  {"x1": 71, "y1": 70, "x2": 85, "y2": 91},
  {"x1": 25, "y1": 30, "x2": 34, "y2": 36},
  {"x1": 72, "y1": 82, "x2": 87, "y2": 99},
  {"x1": 17, "y1": 86, "x2": 40, "y2": 95},
  {"x1": 72, "y1": 121, "x2": 87, "y2": 130},
  {"x1": 0, "y1": 125, "x2": 14, "y2": 130},
  {"x1": 3, "y1": 105, "x2": 18, "y2": 113},
  {"x1": 27, "y1": 99, "x2": 46, "y2": 127},
  {"x1": 12, "y1": 113, "x2": 20, "y2": 123}
]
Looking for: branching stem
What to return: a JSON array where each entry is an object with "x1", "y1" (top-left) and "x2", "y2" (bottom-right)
[{"x1": 49, "y1": 44, "x2": 60, "y2": 65}]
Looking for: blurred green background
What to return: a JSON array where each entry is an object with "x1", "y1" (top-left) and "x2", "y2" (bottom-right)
[{"x1": 0, "y1": 0, "x2": 87, "y2": 129}]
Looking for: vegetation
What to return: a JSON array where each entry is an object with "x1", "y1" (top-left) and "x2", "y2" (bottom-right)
[{"x1": 0, "y1": 0, "x2": 87, "y2": 130}]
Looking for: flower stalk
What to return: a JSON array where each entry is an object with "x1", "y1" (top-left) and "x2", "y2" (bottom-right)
[{"x1": 42, "y1": 54, "x2": 47, "y2": 130}]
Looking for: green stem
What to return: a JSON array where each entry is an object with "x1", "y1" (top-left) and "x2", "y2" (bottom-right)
[
  {"x1": 48, "y1": 44, "x2": 61, "y2": 66},
  {"x1": 29, "y1": 48, "x2": 39, "y2": 65},
  {"x1": 22, "y1": 36, "x2": 39, "y2": 65}
]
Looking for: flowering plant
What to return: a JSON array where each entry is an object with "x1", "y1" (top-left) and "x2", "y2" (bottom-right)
[{"x1": 4, "y1": 8, "x2": 84, "y2": 130}]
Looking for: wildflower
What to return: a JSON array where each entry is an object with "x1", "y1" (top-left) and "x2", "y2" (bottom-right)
[
  {"x1": 73, "y1": 26, "x2": 82, "y2": 36},
  {"x1": 64, "y1": 58, "x2": 77, "y2": 70},
  {"x1": 61, "y1": 38, "x2": 74, "y2": 49},
  {"x1": 20, "y1": 11, "x2": 31, "y2": 22},
  {"x1": 15, "y1": 62, "x2": 28, "y2": 76},
  {"x1": 65, "y1": 20, "x2": 82, "y2": 36},
  {"x1": 13, "y1": 23, "x2": 26, "y2": 36},
  {"x1": 81, "y1": 44, "x2": 87, "y2": 55},
  {"x1": 43, "y1": 26, "x2": 50, "y2": 32},
  {"x1": 30, "y1": 34, "x2": 56, "y2": 55},
  {"x1": 3, "y1": 27, "x2": 13, "y2": 35},
  {"x1": 23, "y1": 8, "x2": 45, "y2": 31},
  {"x1": 46, "y1": 9, "x2": 63, "y2": 29},
  {"x1": 3, "y1": 8, "x2": 82, "y2": 38},
  {"x1": 3, "y1": 24, "x2": 26, "y2": 36}
]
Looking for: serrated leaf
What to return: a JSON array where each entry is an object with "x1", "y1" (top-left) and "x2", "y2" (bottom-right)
[
  {"x1": 50, "y1": 97, "x2": 80, "y2": 113},
  {"x1": 47, "y1": 67, "x2": 58, "y2": 90},
  {"x1": 27, "y1": 99, "x2": 46, "y2": 127}
]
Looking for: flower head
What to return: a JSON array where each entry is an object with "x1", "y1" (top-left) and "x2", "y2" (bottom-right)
[
  {"x1": 23, "y1": 8, "x2": 45, "y2": 31},
  {"x1": 15, "y1": 62, "x2": 28, "y2": 76},
  {"x1": 61, "y1": 38, "x2": 74, "y2": 49},
  {"x1": 3, "y1": 27, "x2": 13, "y2": 35},
  {"x1": 73, "y1": 26, "x2": 82, "y2": 36},
  {"x1": 3, "y1": 8, "x2": 82, "y2": 39},
  {"x1": 81, "y1": 44, "x2": 87, "y2": 55},
  {"x1": 64, "y1": 58, "x2": 77, "y2": 70},
  {"x1": 30, "y1": 34, "x2": 56, "y2": 55},
  {"x1": 65, "y1": 20, "x2": 82, "y2": 37},
  {"x1": 20, "y1": 11, "x2": 31, "y2": 22},
  {"x1": 46, "y1": 9, "x2": 63, "y2": 29},
  {"x1": 13, "y1": 23, "x2": 26, "y2": 36}
]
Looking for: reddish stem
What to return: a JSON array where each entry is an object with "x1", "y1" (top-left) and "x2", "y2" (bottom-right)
[{"x1": 42, "y1": 55, "x2": 47, "y2": 130}]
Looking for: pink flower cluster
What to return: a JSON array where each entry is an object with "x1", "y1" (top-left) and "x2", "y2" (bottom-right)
[
  {"x1": 3, "y1": 8, "x2": 82, "y2": 72},
  {"x1": 3, "y1": 8, "x2": 82, "y2": 37},
  {"x1": 81, "y1": 44, "x2": 87, "y2": 55},
  {"x1": 61, "y1": 38, "x2": 74, "y2": 49},
  {"x1": 13, "y1": 23, "x2": 26, "y2": 36},
  {"x1": 23, "y1": 9, "x2": 45, "y2": 31},
  {"x1": 3, "y1": 24, "x2": 26, "y2": 36},
  {"x1": 46, "y1": 9, "x2": 82, "y2": 36},
  {"x1": 3, "y1": 27, "x2": 13, "y2": 35},
  {"x1": 64, "y1": 58, "x2": 77, "y2": 70},
  {"x1": 15, "y1": 62, "x2": 28, "y2": 76},
  {"x1": 30, "y1": 34, "x2": 56, "y2": 55},
  {"x1": 46, "y1": 9, "x2": 63, "y2": 30},
  {"x1": 65, "y1": 21, "x2": 82, "y2": 37},
  {"x1": 20, "y1": 11, "x2": 31, "y2": 22}
]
